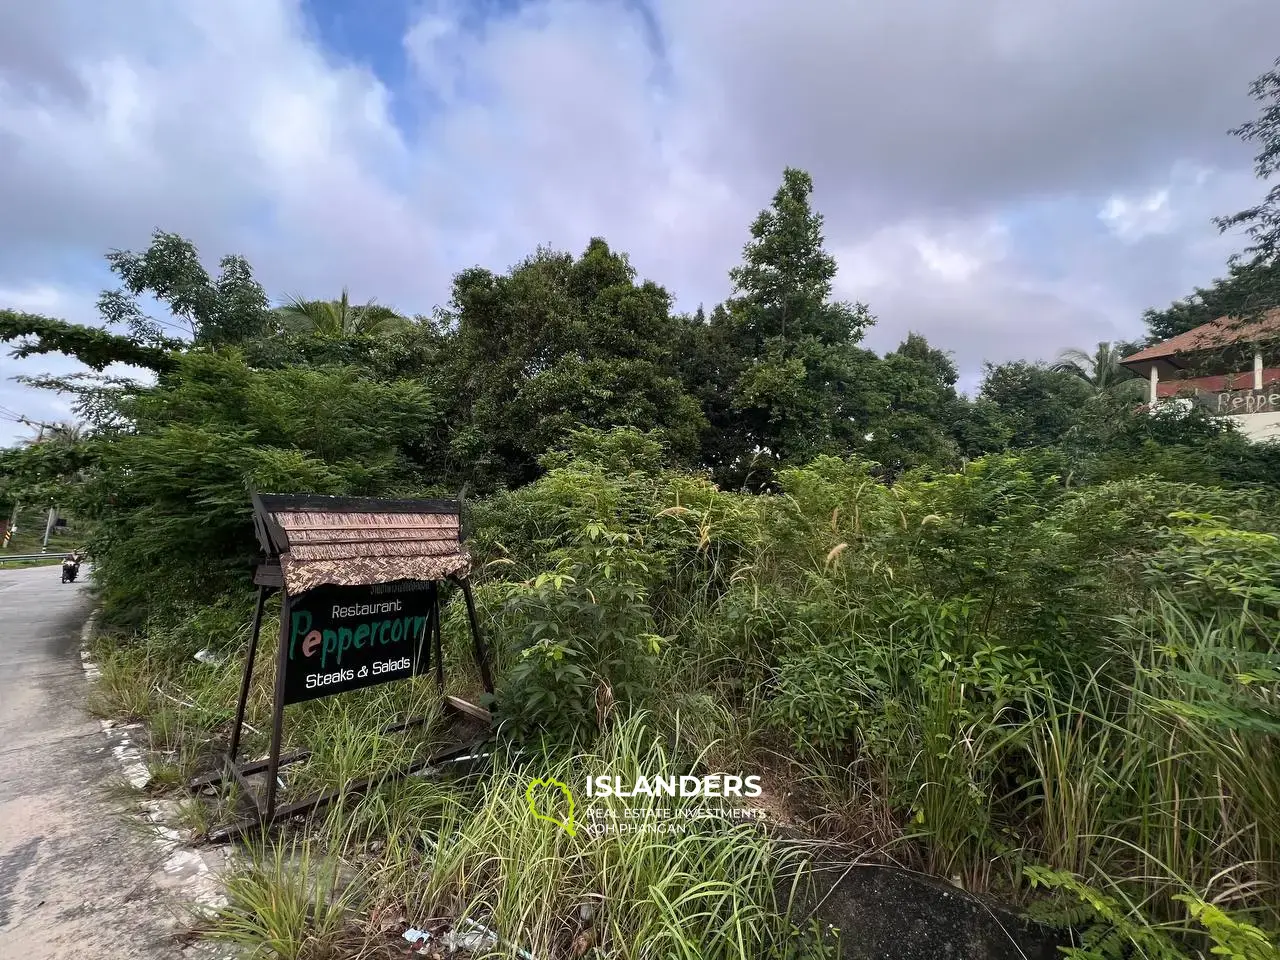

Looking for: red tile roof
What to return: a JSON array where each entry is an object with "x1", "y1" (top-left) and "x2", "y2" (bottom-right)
[
  {"x1": 1121, "y1": 308, "x2": 1280, "y2": 365},
  {"x1": 1156, "y1": 367, "x2": 1280, "y2": 397}
]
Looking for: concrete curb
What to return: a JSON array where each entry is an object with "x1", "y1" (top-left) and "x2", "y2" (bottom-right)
[{"x1": 79, "y1": 610, "x2": 231, "y2": 920}]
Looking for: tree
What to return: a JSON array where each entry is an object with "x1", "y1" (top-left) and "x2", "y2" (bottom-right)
[
  {"x1": 1049, "y1": 341, "x2": 1144, "y2": 396},
  {"x1": 276, "y1": 288, "x2": 412, "y2": 339},
  {"x1": 73, "y1": 350, "x2": 442, "y2": 622},
  {"x1": 1215, "y1": 56, "x2": 1280, "y2": 269},
  {"x1": 443, "y1": 239, "x2": 705, "y2": 490},
  {"x1": 0, "y1": 419, "x2": 96, "y2": 518},
  {"x1": 668, "y1": 304, "x2": 750, "y2": 477},
  {"x1": 104, "y1": 230, "x2": 272, "y2": 346},
  {"x1": 726, "y1": 168, "x2": 871, "y2": 347},
  {"x1": 979, "y1": 361, "x2": 1093, "y2": 448},
  {"x1": 713, "y1": 168, "x2": 880, "y2": 478},
  {"x1": 2, "y1": 233, "x2": 292, "y2": 449},
  {"x1": 2, "y1": 231, "x2": 276, "y2": 379},
  {"x1": 1142, "y1": 259, "x2": 1280, "y2": 343},
  {"x1": 862, "y1": 333, "x2": 964, "y2": 473},
  {"x1": 951, "y1": 397, "x2": 1014, "y2": 459},
  {"x1": 0, "y1": 310, "x2": 178, "y2": 373},
  {"x1": 1142, "y1": 61, "x2": 1280, "y2": 346}
]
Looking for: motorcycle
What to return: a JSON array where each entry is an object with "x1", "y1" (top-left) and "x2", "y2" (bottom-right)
[{"x1": 61, "y1": 557, "x2": 80, "y2": 583}]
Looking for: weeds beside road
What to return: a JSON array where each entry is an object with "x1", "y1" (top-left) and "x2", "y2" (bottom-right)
[{"x1": 80, "y1": 440, "x2": 1280, "y2": 959}]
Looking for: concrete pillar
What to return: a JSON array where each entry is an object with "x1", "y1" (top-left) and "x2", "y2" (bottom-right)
[
  {"x1": 1149, "y1": 365, "x2": 1159, "y2": 405},
  {"x1": 1255, "y1": 349, "x2": 1264, "y2": 391}
]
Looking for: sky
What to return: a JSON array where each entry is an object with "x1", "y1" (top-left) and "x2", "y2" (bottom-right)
[{"x1": 1, "y1": 0, "x2": 1278, "y2": 445}]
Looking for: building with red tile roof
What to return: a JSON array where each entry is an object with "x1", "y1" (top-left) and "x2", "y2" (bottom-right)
[{"x1": 1119, "y1": 308, "x2": 1280, "y2": 441}]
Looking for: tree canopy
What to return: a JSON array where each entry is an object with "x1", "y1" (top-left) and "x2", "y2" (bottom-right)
[
  {"x1": 1144, "y1": 58, "x2": 1280, "y2": 343},
  {"x1": 702, "y1": 167, "x2": 882, "y2": 481},
  {"x1": 3, "y1": 166, "x2": 1277, "y2": 551},
  {"x1": 1215, "y1": 56, "x2": 1280, "y2": 268}
]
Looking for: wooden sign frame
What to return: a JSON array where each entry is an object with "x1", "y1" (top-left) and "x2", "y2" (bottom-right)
[{"x1": 193, "y1": 493, "x2": 495, "y2": 843}]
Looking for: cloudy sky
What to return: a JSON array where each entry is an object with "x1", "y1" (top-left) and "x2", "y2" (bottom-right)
[{"x1": 1, "y1": 0, "x2": 1277, "y2": 445}]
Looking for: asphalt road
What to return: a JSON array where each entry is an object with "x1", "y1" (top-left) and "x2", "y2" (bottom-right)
[{"x1": 0, "y1": 564, "x2": 194, "y2": 958}]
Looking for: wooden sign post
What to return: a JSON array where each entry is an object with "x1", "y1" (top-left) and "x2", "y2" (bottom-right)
[{"x1": 195, "y1": 493, "x2": 495, "y2": 843}]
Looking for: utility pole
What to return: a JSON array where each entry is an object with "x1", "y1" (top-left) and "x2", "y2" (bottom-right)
[
  {"x1": 42, "y1": 505, "x2": 58, "y2": 553},
  {"x1": 2, "y1": 501, "x2": 17, "y2": 550},
  {"x1": 17, "y1": 416, "x2": 54, "y2": 444},
  {"x1": 9, "y1": 416, "x2": 73, "y2": 550}
]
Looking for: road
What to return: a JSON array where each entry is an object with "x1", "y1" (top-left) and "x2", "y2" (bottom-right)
[{"x1": 0, "y1": 564, "x2": 197, "y2": 958}]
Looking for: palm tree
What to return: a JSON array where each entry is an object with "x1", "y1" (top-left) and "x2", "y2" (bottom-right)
[
  {"x1": 1050, "y1": 341, "x2": 1144, "y2": 396},
  {"x1": 275, "y1": 288, "x2": 411, "y2": 339}
]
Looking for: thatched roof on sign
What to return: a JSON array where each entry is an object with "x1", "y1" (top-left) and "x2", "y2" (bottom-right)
[{"x1": 251, "y1": 493, "x2": 471, "y2": 594}]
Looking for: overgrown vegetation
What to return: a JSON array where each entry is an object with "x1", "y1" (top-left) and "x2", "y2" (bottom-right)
[{"x1": 5, "y1": 58, "x2": 1280, "y2": 960}]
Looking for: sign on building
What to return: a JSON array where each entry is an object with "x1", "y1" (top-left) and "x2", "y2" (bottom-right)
[{"x1": 1196, "y1": 386, "x2": 1280, "y2": 416}]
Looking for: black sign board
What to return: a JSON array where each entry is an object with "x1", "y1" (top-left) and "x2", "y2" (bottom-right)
[
  {"x1": 199, "y1": 493, "x2": 497, "y2": 843},
  {"x1": 283, "y1": 582, "x2": 434, "y2": 704}
]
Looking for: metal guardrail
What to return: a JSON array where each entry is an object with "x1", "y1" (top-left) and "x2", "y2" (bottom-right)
[{"x1": 0, "y1": 553, "x2": 70, "y2": 563}]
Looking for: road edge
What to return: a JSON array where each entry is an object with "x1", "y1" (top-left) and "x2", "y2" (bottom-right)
[{"x1": 78, "y1": 609, "x2": 230, "y2": 917}]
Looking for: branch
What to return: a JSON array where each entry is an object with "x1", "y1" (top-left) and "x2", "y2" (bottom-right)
[{"x1": 0, "y1": 310, "x2": 179, "y2": 373}]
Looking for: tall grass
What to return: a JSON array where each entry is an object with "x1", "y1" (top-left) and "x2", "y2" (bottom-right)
[
  {"x1": 84, "y1": 455, "x2": 1280, "y2": 955},
  {"x1": 1017, "y1": 601, "x2": 1280, "y2": 929},
  {"x1": 371, "y1": 713, "x2": 813, "y2": 958},
  {"x1": 203, "y1": 713, "x2": 827, "y2": 959},
  {"x1": 207, "y1": 840, "x2": 359, "y2": 959}
]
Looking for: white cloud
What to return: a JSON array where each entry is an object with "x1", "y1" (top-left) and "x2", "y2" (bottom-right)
[
  {"x1": 0, "y1": 284, "x2": 68, "y2": 313},
  {"x1": 1100, "y1": 188, "x2": 1174, "y2": 242},
  {"x1": 0, "y1": 0, "x2": 1277, "y2": 444}
]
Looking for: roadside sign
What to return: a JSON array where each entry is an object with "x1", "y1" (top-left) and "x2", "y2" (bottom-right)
[{"x1": 282, "y1": 582, "x2": 434, "y2": 704}]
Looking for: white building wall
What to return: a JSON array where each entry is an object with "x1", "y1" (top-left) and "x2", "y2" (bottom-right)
[
  {"x1": 1150, "y1": 399, "x2": 1280, "y2": 443},
  {"x1": 1228, "y1": 411, "x2": 1280, "y2": 443}
]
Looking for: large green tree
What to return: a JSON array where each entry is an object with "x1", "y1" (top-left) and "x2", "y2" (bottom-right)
[
  {"x1": 103, "y1": 230, "x2": 273, "y2": 346},
  {"x1": 711, "y1": 168, "x2": 880, "y2": 479},
  {"x1": 442, "y1": 239, "x2": 705, "y2": 490},
  {"x1": 978, "y1": 361, "x2": 1094, "y2": 449},
  {"x1": 1, "y1": 230, "x2": 273, "y2": 376},
  {"x1": 862, "y1": 333, "x2": 964, "y2": 474},
  {"x1": 77, "y1": 351, "x2": 442, "y2": 623}
]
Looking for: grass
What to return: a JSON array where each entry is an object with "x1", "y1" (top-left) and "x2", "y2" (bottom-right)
[
  {"x1": 203, "y1": 714, "x2": 832, "y2": 960},
  {"x1": 0, "y1": 556, "x2": 65, "y2": 569},
  {"x1": 85, "y1": 592, "x2": 1280, "y2": 957},
  {"x1": 77, "y1": 478, "x2": 1280, "y2": 959},
  {"x1": 207, "y1": 840, "x2": 360, "y2": 960},
  {"x1": 86, "y1": 609, "x2": 840, "y2": 957}
]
